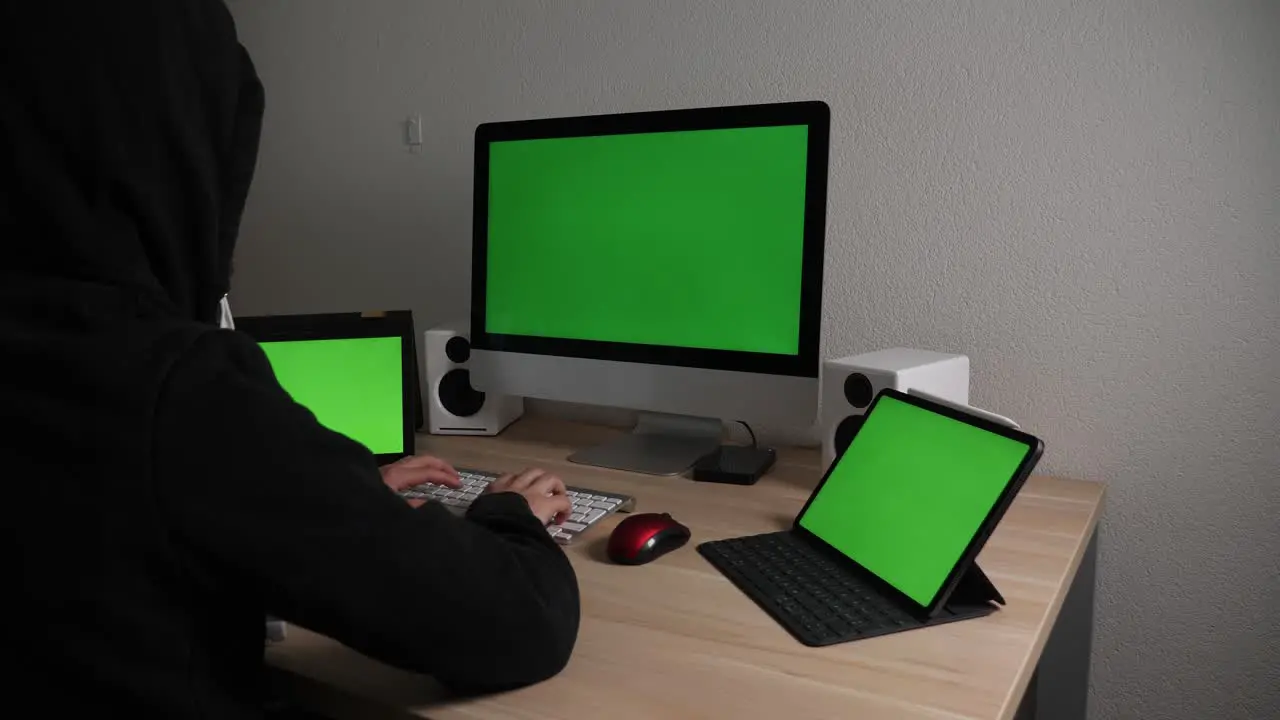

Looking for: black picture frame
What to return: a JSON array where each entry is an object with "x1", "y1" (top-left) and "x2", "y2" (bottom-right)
[
  {"x1": 790, "y1": 388, "x2": 1045, "y2": 620},
  {"x1": 234, "y1": 310, "x2": 419, "y2": 465},
  {"x1": 470, "y1": 100, "x2": 830, "y2": 379}
]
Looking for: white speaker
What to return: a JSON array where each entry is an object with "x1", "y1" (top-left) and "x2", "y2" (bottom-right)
[
  {"x1": 821, "y1": 348, "x2": 970, "y2": 470},
  {"x1": 425, "y1": 323, "x2": 523, "y2": 435}
]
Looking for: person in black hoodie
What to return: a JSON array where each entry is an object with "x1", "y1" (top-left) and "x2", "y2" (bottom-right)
[{"x1": 0, "y1": 1, "x2": 579, "y2": 717}]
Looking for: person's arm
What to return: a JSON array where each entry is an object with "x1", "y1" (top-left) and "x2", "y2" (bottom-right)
[{"x1": 151, "y1": 331, "x2": 579, "y2": 692}]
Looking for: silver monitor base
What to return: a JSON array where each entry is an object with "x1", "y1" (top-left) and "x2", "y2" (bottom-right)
[{"x1": 567, "y1": 413, "x2": 722, "y2": 476}]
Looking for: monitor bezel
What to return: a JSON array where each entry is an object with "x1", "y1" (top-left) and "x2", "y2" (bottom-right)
[
  {"x1": 791, "y1": 388, "x2": 1045, "y2": 619},
  {"x1": 234, "y1": 311, "x2": 418, "y2": 465},
  {"x1": 470, "y1": 100, "x2": 829, "y2": 379}
]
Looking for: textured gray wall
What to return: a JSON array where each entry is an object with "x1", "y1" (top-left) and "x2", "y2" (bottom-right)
[{"x1": 226, "y1": 2, "x2": 1280, "y2": 718}]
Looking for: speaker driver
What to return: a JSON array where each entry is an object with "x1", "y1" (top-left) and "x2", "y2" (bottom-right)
[
  {"x1": 439, "y1": 368, "x2": 485, "y2": 417},
  {"x1": 832, "y1": 414, "x2": 865, "y2": 458},
  {"x1": 445, "y1": 336, "x2": 471, "y2": 364},
  {"x1": 843, "y1": 373, "x2": 874, "y2": 408}
]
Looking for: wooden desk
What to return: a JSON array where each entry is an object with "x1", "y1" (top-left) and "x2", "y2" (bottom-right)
[{"x1": 266, "y1": 417, "x2": 1104, "y2": 720}]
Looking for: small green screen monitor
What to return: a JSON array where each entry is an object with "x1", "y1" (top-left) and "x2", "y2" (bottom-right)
[
  {"x1": 797, "y1": 392, "x2": 1038, "y2": 610},
  {"x1": 258, "y1": 337, "x2": 406, "y2": 456},
  {"x1": 235, "y1": 311, "x2": 417, "y2": 462}
]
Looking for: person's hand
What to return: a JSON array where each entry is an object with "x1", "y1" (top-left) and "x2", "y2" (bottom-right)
[
  {"x1": 485, "y1": 468, "x2": 572, "y2": 526},
  {"x1": 380, "y1": 454, "x2": 460, "y2": 507}
]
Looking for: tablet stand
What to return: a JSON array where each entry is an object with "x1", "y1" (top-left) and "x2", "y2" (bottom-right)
[{"x1": 935, "y1": 561, "x2": 1006, "y2": 619}]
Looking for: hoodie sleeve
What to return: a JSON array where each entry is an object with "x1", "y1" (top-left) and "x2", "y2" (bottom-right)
[{"x1": 151, "y1": 330, "x2": 579, "y2": 692}]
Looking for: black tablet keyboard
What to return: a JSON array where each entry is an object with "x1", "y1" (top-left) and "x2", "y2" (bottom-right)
[{"x1": 698, "y1": 531, "x2": 922, "y2": 646}]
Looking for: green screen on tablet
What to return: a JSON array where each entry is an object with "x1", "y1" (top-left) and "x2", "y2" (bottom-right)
[
  {"x1": 797, "y1": 394, "x2": 1032, "y2": 607},
  {"x1": 258, "y1": 337, "x2": 405, "y2": 455}
]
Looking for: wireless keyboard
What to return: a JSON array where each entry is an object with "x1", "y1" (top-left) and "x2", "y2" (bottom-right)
[
  {"x1": 699, "y1": 532, "x2": 921, "y2": 646},
  {"x1": 398, "y1": 467, "x2": 635, "y2": 544}
]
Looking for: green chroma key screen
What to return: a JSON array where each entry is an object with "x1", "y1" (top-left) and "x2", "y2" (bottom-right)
[
  {"x1": 484, "y1": 125, "x2": 809, "y2": 354},
  {"x1": 797, "y1": 395, "x2": 1031, "y2": 607},
  {"x1": 258, "y1": 337, "x2": 404, "y2": 455}
]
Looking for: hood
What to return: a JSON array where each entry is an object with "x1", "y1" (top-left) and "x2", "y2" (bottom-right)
[{"x1": 0, "y1": 0, "x2": 264, "y2": 324}]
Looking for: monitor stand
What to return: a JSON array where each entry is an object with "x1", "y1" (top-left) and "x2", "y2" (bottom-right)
[{"x1": 567, "y1": 412, "x2": 723, "y2": 476}]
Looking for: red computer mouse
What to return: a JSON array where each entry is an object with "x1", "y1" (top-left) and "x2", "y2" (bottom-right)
[{"x1": 606, "y1": 512, "x2": 692, "y2": 565}]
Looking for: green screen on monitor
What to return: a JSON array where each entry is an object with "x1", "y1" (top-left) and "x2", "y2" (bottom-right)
[
  {"x1": 797, "y1": 394, "x2": 1032, "y2": 607},
  {"x1": 484, "y1": 125, "x2": 809, "y2": 355},
  {"x1": 258, "y1": 337, "x2": 405, "y2": 455}
]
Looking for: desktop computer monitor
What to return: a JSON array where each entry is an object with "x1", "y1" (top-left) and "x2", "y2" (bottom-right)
[{"x1": 470, "y1": 100, "x2": 829, "y2": 475}]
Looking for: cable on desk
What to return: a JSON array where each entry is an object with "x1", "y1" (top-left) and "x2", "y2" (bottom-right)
[{"x1": 735, "y1": 420, "x2": 758, "y2": 448}]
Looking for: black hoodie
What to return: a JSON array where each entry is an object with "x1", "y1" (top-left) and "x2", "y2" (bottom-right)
[{"x1": 0, "y1": 1, "x2": 578, "y2": 717}]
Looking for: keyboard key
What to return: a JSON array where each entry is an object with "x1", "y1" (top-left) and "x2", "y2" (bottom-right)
[{"x1": 828, "y1": 616, "x2": 853, "y2": 632}]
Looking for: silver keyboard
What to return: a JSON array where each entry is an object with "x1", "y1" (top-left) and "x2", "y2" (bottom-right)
[{"x1": 398, "y1": 468, "x2": 635, "y2": 544}]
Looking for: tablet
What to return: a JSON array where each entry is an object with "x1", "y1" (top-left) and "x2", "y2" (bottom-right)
[
  {"x1": 793, "y1": 388, "x2": 1044, "y2": 617},
  {"x1": 235, "y1": 311, "x2": 418, "y2": 464}
]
